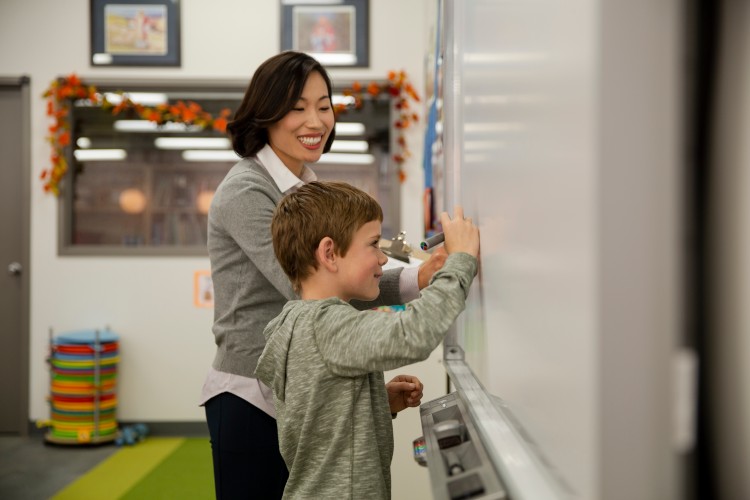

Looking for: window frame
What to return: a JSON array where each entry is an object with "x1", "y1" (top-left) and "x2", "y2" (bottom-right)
[{"x1": 58, "y1": 78, "x2": 400, "y2": 256}]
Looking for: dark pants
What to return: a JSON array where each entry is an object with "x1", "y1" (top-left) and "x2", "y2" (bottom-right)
[{"x1": 205, "y1": 392, "x2": 289, "y2": 499}]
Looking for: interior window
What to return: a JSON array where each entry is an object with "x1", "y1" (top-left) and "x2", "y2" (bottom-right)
[{"x1": 61, "y1": 81, "x2": 397, "y2": 255}]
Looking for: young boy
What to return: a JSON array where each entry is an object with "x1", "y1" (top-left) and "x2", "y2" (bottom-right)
[{"x1": 255, "y1": 181, "x2": 479, "y2": 499}]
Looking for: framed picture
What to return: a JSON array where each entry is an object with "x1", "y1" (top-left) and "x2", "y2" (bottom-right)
[
  {"x1": 90, "y1": 0, "x2": 181, "y2": 67},
  {"x1": 193, "y1": 270, "x2": 214, "y2": 309},
  {"x1": 281, "y1": 0, "x2": 369, "y2": 68}
]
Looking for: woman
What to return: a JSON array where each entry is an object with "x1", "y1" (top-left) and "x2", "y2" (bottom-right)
[{"x1": 201, "y1": 51, "x2": 443, "y2": 499}]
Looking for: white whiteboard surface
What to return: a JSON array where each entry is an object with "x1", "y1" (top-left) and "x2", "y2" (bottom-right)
[{"x1": 439, "y1": 1, "x2": 685, "y2": 499}]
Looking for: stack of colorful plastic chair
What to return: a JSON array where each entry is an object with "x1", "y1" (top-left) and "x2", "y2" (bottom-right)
[{"x1": 45, "y1": 328, "x2": 119, "y2": 445}]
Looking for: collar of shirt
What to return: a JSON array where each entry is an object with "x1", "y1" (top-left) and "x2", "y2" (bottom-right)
[{"x1": 256, "y1": 144, "x2": 317, "y2": 194}]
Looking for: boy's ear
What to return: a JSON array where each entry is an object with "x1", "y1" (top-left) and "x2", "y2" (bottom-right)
[{"x1": 316, "y1": 236, "x2": 338, "y2": 272}]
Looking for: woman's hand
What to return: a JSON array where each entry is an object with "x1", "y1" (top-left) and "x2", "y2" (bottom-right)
[{"x1": 417, "y1": 247, "x2": 448, "y2": 289}]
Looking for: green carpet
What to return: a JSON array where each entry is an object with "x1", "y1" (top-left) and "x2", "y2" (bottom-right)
[{"x1": 52, "y1": 437, "x2": 214, "y2": 500}]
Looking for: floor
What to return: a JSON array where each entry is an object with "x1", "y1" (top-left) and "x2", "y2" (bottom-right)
[
  {"x1": 0, "y1": 434, "x2": 118, "y2": 500},
  {"x1": 0, "y1": 424, "x2": 209, "y2": 500}
]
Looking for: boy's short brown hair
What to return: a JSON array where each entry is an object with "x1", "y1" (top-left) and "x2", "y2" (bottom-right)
[{"x1": 272, "y1": 181, "x2": 383, "y2": 292}]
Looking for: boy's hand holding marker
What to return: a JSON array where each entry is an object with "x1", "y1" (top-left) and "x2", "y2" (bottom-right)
[{"x1": 423, "y1": 206, "x2": 480, "y2": 257}]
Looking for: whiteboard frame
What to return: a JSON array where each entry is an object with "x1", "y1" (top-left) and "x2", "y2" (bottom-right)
[{"x1": 445, "y1": 357, "x2": 571, "y2": 500}]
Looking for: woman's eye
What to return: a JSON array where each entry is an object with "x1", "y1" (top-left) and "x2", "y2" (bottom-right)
[
  {"x1": 320, "y1": 106, "x2": 330, "y2": 112},
  {"x1": 292, "y1": 107, "x2": 304, "y2": 112}
]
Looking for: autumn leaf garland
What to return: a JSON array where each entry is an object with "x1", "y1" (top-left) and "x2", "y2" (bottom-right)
[
  {"x1": 337, "y1": 70, "x2": 421, "y2": 182},
  {"x1": 41, "y1": 71, "x2": 420, "y2": 195},
  {"x1": 42, "y1": 74, "x2": 232, "y2": 196}
]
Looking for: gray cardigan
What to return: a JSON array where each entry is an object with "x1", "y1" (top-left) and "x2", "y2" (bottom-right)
[
  {"x1": 207, "y1": 157, "x2": 404, "y2": 377},
  {"x1": 255, "y1": 253, "x2": 478, "y2": 499}
]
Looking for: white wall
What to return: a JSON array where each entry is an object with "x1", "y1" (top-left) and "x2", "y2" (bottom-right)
[{"x1": 0, "y1": 1, "x2": 438, "y2": 497}]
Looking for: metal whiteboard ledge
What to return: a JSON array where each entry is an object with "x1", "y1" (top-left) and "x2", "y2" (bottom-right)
[{"x1": 445, "y1": 357, "x2": 571, "y2": 500}]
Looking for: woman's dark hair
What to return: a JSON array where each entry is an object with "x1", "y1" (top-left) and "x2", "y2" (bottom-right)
[{"x1": 228, "y1": 51, "x2": 336, "y2": 158}]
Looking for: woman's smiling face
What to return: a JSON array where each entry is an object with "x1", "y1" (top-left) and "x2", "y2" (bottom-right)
[{"x1": 267, "y1": 71, "x2": 334, "y2": 176}]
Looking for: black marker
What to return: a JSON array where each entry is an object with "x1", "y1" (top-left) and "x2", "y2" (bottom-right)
[{"x1": 420, "y1": 232, "x2": 445, "y2": 251}]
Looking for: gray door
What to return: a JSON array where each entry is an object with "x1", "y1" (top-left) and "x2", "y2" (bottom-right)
[{"x1": 0, "y1": 77, "x2": 30, "y2": 435}]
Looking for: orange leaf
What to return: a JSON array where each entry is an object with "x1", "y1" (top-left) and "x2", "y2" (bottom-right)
[
  {"x1": 59, "y1": 86, "x2": 73, "y2": 98},
  {"x1": 367, "y1": 82, "x2": 381, "y2": 96},
  {"x1": 58, "y1": 131, "x2": 70, "y2": 147},
  {"x1": 112, "y1": 101, "x2": 127, "y2": 114},
  {"x1": 67, "y1": 74, "x2": 81, "y2": 87},
  {"x1": 213, "y1": 117, "x2": 228, "y2": 133}
]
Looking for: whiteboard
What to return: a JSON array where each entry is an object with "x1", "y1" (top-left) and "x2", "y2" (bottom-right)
[{"x1": 435, "y1": 1, "x2": 686, "y2": 499}]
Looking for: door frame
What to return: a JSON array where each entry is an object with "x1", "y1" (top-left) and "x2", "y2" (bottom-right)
[{"x1": 1, "y1": 76, "x2": 31, "y2": 436}]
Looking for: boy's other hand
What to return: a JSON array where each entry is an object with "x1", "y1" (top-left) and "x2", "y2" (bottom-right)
[
  {"x1": 386, "y1": 375, "x2": 424, "y2": 414},
  {"x1": 440, "y1": 206, "x2": 480, "y2": 257},
  {"x1": 417, "y1": 247, "x2": 448, "y2": 289}
]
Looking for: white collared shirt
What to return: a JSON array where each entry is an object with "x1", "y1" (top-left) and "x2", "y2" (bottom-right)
[{"x1": 256, "y1": 143, "x2": 317, "y2": 192}]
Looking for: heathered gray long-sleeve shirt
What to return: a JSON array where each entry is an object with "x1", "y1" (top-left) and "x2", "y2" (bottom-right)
[
  {"x1": 255, "y1": 253, "x2": 478, "y2": 499},
  {"x1": 207, "y1": 157, "x2": 404, "y2": 378}
]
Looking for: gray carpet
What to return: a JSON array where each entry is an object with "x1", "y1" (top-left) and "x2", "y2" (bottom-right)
[{"x1": 0, "y1": 435, "x2": 118, "y2": 500}]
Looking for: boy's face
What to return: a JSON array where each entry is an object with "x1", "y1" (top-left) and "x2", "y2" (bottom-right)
[
  {"x1": 336, "y1": 220, "x2": 388, "y2": 302},
  {"x1": 268, "y1": 71, "x2": 334, "y2": 176}
]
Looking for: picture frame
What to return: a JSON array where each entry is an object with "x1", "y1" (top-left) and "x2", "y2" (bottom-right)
[
  {"x1": 90, "y1": 0, "x2": 181, "y2": 67},
  {"x1": 281, "y1": 0, "x2": 369, "y2": 68},
  {"x1": 193, "y1": 270, "x2": 214, "y2": 309}
]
